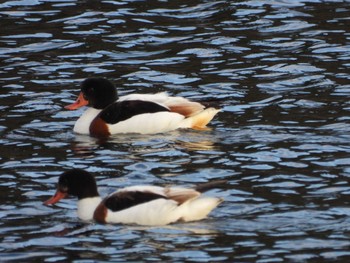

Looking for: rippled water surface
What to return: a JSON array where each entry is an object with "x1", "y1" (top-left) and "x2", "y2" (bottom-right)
[{"x1": 1, "y1": 0, "x2": 350, "y2": 262}]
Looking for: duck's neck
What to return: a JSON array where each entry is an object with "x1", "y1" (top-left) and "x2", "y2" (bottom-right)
[
  {"x1": 73, "y1": 108, "x2": 102, "y2": 134},
  {"x1": 77, "y1": 196, "x2": 102, "y2": 221}
]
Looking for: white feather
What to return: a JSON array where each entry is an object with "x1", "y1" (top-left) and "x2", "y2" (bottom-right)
[
  {"x1": 177, "y1": 197, "x2": 223, "y2": 222},
  {"x1": 104, "y1": 196, "x2": 222, "y2": 225},
  {"x1": 115, "y1": 185, "x2": 167, "y2": 196},
  {"x1": 77, "y1": 197, "x2": 102, "y2": 221},
  {"x1": 107, "y1": 111, "x2": 186, "y2": 134},
  {"x1": 105, "y1": 198, "x2": 182, "y2": 226},
  {"x1": 73, "y1": 108, "x2": 101, "y2": 134},
  {"x1": 118, "y1": 92, "x2": 169, "y2": 105}
]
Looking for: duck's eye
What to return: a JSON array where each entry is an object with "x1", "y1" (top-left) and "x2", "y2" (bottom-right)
[
  {"x1": 88, "y1": 86, "x2": 95, "y2": 92},
  {"x1": 59, "y1": 185, "x2": 68, "y2": 193},
  {"x1": 84, "y1": 86, "x2": 95, "y2": 96}
]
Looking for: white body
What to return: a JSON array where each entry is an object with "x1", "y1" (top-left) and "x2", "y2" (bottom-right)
[{"x1": 76, "y1": 185, "x2": 223, "y2": 226}]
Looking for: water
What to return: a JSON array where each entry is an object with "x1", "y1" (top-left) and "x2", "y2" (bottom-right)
[{"x1": 1, "y1": 0, "x2": 350, "y2": 262}]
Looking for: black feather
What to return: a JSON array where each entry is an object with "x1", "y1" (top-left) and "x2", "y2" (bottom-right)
[
  {"x1": 99, "y1": 100, "x2": 169, "y2": 124},
  {"x1": 104, "y1": 191, "x2": 167, "y2": 212}
]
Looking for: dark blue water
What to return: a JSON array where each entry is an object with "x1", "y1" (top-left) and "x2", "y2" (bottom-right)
[{"x1": 1, "y1": 0, "x2": 350, "y2": 262}]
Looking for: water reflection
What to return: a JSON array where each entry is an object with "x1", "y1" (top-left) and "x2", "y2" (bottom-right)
[{"x1": 1, "y1": 0, "x2": 350, "y2": 262}]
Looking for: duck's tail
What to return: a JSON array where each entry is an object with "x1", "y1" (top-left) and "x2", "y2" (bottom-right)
[
  {"x1": 180, "y1": 197, "x2": 223, "y2": 222},
  {"x1": 180, "y1": 107, "x2": 220, "y2": 130}
]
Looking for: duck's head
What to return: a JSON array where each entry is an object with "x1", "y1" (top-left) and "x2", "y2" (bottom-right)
[
  {"x1": 44, "y1": 169, "x2": 99, "y2": 205},
  {"x1": 65, "y1": 78, "x2": 118, "y2": 110}
]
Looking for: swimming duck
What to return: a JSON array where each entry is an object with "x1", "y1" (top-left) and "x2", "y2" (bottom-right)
[
  {"x1": 44, "y1": 169, "x2": 223, "y2": 226},
  {"x1": 65, "y1": 78, "x2": 220, "y2": 136}
]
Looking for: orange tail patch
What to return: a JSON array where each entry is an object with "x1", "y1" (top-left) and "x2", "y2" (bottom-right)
[{"x1": 190, "y1": 108, "x2": 220, "y2": 129}]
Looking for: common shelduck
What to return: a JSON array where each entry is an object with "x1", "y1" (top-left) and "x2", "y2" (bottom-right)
[
  {"x1": 44, "y1": 169, "x2": 223, "y2": 225},
  {"x1": 65, "y1": 78, "x2": 220, "y2": 136}
]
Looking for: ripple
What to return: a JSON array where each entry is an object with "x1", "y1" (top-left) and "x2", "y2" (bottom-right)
[
  {"x1": 274, "y1": 237, "x2": 350, "y2": 251},
  {"x1": 0, "y1": 40, "x2": 76, "y2": 56},
  {"x1": 260, "y1": 20, "x2": 315, "y2": 33},
  {"x1": 2, "y1": 32, "x2": 52, "y2": 39},
  {"x1": 264, "y1": 63, "x2": 323, "y2": 74},
  {"x1": 124, "y1": 70, "x2": 200, "y2": 84},
  {"x1": 178, "y1": 48, "x2": 222, "y2": 58}
]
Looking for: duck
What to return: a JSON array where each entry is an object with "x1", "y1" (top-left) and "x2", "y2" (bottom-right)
[
  {"x1": 44, "y1": 169, "x2": 223, "y2": 226},
  {"x1": 65, "y1": 77, "x2": 220, "y2": 136}
]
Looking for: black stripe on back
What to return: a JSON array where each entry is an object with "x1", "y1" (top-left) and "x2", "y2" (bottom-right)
[
  {"x1": 99, "y1": 100, "x2": 170, "y2": 124},
  {"x1": 104, "y1": 191, "x2": 167, "y2": 212}
]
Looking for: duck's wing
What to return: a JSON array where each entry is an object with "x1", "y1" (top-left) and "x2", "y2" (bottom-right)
[
  {"x1": 93, "y1": 189, "x2": 170, "y2": 224},
  {"x1": 117, "y1": 185, "x2": 201, "y2": 204},
  {"x1": 88, "y1": 100, "x2": 171, "y2": 136},
  {"x1": 103, "y1": 185, "x2": 201, "y2": 211},
  {"x1": 98, "y1": 100, "x2": 170, "y2": 125},
  {"x1": 103, "y1": 190, "x2": 167, "y2": 212},
  {"x1": 92, "y1": 184, "x2": 223, "y2": 225},
  {"x1": 163, "y1": 187, "x2": 201, "y2": 204},
  {"x1": 120, "y1": 93, "x2": 205, "y2": 117}
]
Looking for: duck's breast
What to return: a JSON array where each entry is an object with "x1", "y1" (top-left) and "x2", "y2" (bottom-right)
[
  {"x1": 77, "y1": 197, "x2": 103, "y2": 221},
  {"x1": 73, "y1": 108, "x2": 101, "y2": 134}
]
